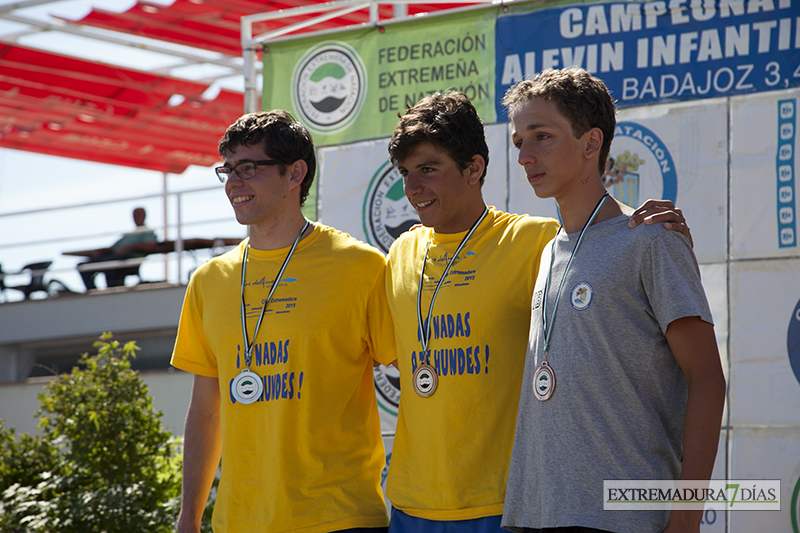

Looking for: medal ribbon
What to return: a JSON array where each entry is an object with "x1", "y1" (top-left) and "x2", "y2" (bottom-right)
[
  {"x1": 240, "y1": 219, "x2": 310, "y2": 368},
  {"x1": 541, "y1": 193, "x2": 609, "y2": 357},
  {"x1": 416, "y1": 208, "x2": 489, "y2": 354}
]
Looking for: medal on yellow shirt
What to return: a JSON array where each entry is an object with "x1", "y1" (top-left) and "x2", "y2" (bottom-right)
[
  {"x1": 234, "y1": 220, "x2": 309, "y2": 405},
  {"x1": 414, "y1": 208, "x2": 488, "y2": 398},
  {"x1": 412, "y1": 362, "x2": 438, "y2": 397},
  {"x1": 231, "y1": 369, "x2": 264, "y2": 404},
  {"x1": 535, "y1": 193, "x2": 608, "y2": 402}
]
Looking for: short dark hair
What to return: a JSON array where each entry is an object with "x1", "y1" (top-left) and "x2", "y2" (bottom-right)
[
  {"x1": 388, "y1": 92, "x2": 489, "y2": 185},
  {"x1": 218, "y1": 110, "x2": 316, "y2": 206},
  {"x1": 502, "y1": 67, "x2": 616, "y2": 174}
]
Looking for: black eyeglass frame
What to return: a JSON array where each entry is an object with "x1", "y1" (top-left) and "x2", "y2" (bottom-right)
[{"x1": 215, "y1": 159, "x2": 281, "y2": 183}]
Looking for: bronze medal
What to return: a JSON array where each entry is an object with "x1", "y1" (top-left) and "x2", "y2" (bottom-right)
[
  {"x1": 536, "y1": 194, "x2": 608, "y2": 404},
  {"x1": 413, "y1": 363, "x2": 439, "y2": 398},
  {"x1": 414, "y1": 209, "x2": 489, "y2": 400}
]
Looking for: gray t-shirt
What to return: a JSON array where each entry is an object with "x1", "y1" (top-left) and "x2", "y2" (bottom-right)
[{"x1": 502, "y1": 214, "x2": 713, "y2": 533}]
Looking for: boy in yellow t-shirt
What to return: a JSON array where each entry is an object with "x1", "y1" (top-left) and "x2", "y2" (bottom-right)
[{"x1": 171, "y1": 111, "x2": 396, "y2": 533}]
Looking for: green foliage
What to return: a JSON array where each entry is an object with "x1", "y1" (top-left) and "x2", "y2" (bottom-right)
[
  {"x1": 0, "y1": 423, "x2": 59, "y2": 533},
  {"x1": 0, "y1": 424, "x2": 59, "y2": 495},
  {"x1": 0, "y1": 333, "x2": 182, "y2": 533}
]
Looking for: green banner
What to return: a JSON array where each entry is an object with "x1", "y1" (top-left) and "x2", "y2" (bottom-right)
[{"x1": 263, "y1": 8, "x2": 497, "y2": 146}]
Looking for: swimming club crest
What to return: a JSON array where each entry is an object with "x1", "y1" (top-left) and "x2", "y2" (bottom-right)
[
  {"x1": 292, "y1": 41, "x2": 367, "y2": 134},
  {"x1": 605, "y1": 121, "x2": 678, "y2": 205},
  {"x1": 363, "y1": 160, "x2": 420, "y2": 253}
]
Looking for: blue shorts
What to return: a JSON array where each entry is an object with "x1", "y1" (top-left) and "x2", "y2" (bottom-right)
[
  {"x1": 388, "y1": 508, "x2": 503, "y2": 533},
  {"x1": 333, "y1": 528, "x2": 388, "y2": 533}
]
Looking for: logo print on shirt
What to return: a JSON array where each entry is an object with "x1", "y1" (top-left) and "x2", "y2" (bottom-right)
[
  {"x1": 532, "y1": 290, "x2": 543, "y2": 310},
  {"x1": 570, "y1": 282, "x2": 593, "y2": 311},
  {"x1": 423, "y1": 250, "x2": 479, "y2": 290},
  {"x1": 245, "y1": 276, "x2": 300, "y2": 318}
]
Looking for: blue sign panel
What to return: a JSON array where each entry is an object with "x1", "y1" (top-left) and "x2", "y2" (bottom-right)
[
  {"x1": 778, "y1": 99, "x2": 797, "y2": 247},
  {"x1": 495, "y1": 0, "x2": 800, "y2": 118}
]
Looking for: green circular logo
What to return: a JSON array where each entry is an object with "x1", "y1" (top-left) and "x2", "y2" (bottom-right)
[
  {"x1": 291, "y1": 42, "x2": 367, "y2": 134},
  {"x1": 362, "y1": 160, "x2": 419, "y2": 253}
]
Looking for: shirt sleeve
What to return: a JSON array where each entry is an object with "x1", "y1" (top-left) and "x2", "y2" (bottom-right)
[
  {"x1": 366, "y1": 255, "x2": 397, "y2": 366},
  {"x1": 170, "y1": 275, "x2": 220, "y2": 377},
  {"x1": 641, "y1": 230, "x2": 713, "y2": 334}
]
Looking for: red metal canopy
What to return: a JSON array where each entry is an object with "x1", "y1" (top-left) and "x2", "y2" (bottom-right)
[
  {"x1": 0, "y1": 1, "x2": 468, "y2": 173},
  {"x1": 0, "y1": 43, "x2": 243, "y2": 173},
  {"x1": 71, "y1": 1, "x2": 468, "y2": 56}
]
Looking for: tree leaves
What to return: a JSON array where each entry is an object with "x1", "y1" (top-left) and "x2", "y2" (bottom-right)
[{"x1": 0, "y1": 334, "x2": 181, "y2": 533}]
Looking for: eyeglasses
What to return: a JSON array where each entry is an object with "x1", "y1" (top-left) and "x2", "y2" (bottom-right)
[{"x1": 215, "y1": 159, "x2": 281, "y2": 183}]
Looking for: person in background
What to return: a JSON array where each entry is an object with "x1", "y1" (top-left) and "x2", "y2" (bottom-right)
[{"x1": 78, "y1": 206, "x2": 157, "y2": 290}]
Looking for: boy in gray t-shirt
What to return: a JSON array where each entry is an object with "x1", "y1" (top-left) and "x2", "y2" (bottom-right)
[{"x1": 500, "y1": 68, "x2": 725, "y2": 533}]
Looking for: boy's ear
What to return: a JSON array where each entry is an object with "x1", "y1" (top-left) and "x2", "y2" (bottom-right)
[
  {"x1": 466, "y1": 154, "x2": 486, "y2": 186},
  {"x1": 288, "y1": 160, "x2": 307, "y2": 188},
  {"x1": 584, "y1": 128, "x2": 603, "y2": 160}
]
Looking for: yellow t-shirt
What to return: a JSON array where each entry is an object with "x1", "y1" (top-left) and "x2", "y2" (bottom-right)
[
  {"x1": 171, "y1": 224, "x2": 396, "y2": 533},
  {"x1": 385, "y1": 208, "x2": 558, "y2": 520}
]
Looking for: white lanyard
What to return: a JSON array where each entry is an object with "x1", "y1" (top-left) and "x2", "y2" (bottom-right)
[
  {"x1": 541, "y1": 193, "x2": 608, "y2": 357},
  {"x1": 416, "y1": 208, "x2": 488, "y2": 353},
  {"x1": 239, "y1": 220, "x2": 309, "y2": 368}
]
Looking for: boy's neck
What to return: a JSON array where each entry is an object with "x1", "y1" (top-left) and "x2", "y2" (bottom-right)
[
  {"x1": 557, "y1": 181, "x2": 622, "y2": 234},
  {"x1": 248, "y1": 210, "x2": 312, "y2": 250}
]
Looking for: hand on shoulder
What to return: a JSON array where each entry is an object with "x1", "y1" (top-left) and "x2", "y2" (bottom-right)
[{"x1": 628, "y1": 198, "x2": 693, "y2": 248}]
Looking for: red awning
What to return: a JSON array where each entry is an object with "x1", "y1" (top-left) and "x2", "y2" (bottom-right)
[
  {"x1": 70, "y1": 0, "x2": 471, "y2": 55},
  {"x1": 70, "y1": 0, "x2": 379, "y2": 56},
  {"x1": 1, "y1": 1, "x2": 471, "y2": 173},
  {"x1": 0, "y1": 43, "x2": 243, "y2": 173}
]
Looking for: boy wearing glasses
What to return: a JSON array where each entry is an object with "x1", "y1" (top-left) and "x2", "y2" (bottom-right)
[{"x1": 171, "y1": 110, "x2": 396, "y2": 533}]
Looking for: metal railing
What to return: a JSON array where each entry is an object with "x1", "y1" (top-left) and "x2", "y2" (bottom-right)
[{"x1": 0, "y1": 185, "x2": 246, "y2": 302}]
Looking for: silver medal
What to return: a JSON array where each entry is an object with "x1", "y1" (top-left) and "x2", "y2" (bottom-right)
[
  {"x1": 231, "y1": 369, "x2": 264, "y2": 404},
  {"x1": 234, "y1": 221, "x2": 308, "y2": 407},
  {"x1": 533, "y1": 360, "x2": 556, "y2": 401},
  {"x1": 413, "y1": 363, "x2": 439, "y2": 398}
]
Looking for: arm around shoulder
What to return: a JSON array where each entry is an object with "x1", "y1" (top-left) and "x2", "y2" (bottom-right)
[{"x1": 628, "y1": 199, "x2": 693, "y2": 248}]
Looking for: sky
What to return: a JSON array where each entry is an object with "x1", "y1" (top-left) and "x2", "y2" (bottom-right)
[{"x1": 0, "y1": 0, "x2": 250, "y2": 301}]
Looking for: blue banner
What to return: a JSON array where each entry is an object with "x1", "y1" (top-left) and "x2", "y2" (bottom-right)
[
  {"x1": 777, "y1": 99, "x2": 796, "y2": 247},
  {"x1": 495, "y1": 0, "x2": 800, "y2": 118}
]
